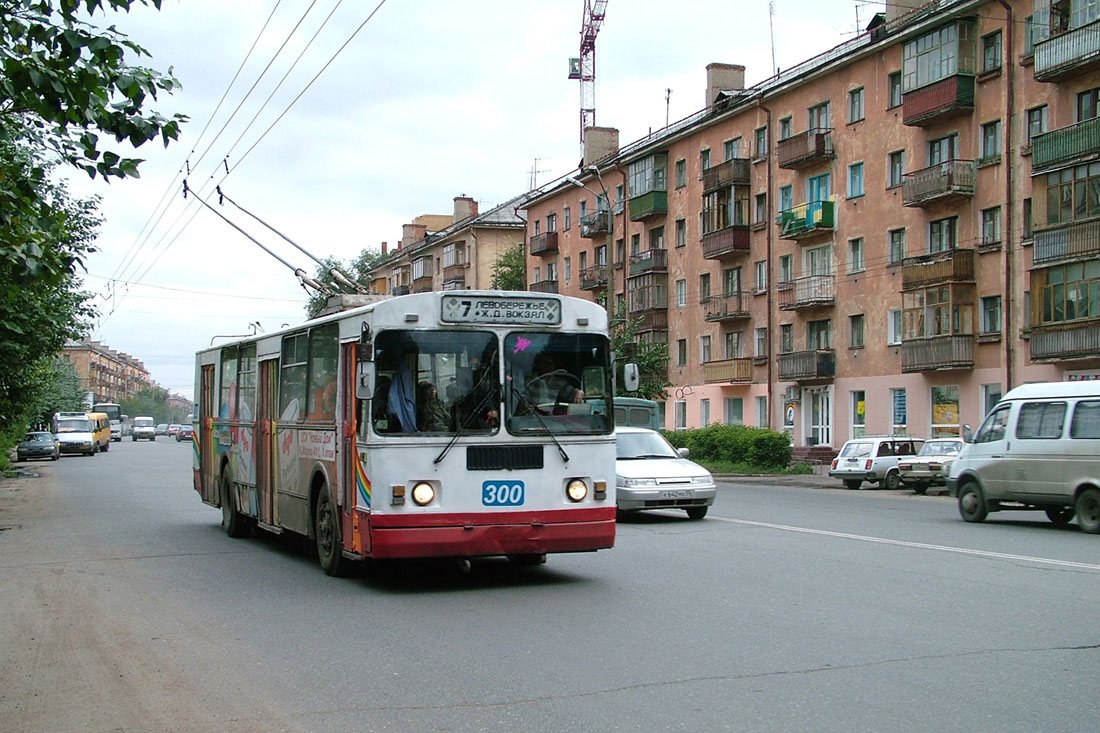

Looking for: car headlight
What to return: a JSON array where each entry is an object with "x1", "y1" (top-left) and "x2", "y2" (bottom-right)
[
  {"x1": 621, "y1": 477, "x2": 658, "y2": 487},
  {"x1": 411, "y1": 482, "x2": 435, "y2": 506},
  {"x1": 566, "y1": 479, "x2": 588, "y2": 502},
  {"x1": 692, "y1": 475, "x2": 712, "y2": 485}
]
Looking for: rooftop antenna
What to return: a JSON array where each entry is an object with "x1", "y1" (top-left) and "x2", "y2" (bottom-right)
[
  {"x1": 769, "y1": 1, "x2": 777, "y2": 76},
  {"x1": 665, "y1": 88, "x2": 672, "y2": 128},
  {"x1": 528, "y1": 157, "x2": 549, "y2": 190}
]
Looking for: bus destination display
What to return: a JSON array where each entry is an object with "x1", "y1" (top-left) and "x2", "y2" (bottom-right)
[{"x1": 441, "y1": 295, "x2": 561, "y2": 326}]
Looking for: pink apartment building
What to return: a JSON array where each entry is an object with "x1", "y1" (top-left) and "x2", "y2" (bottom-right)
[{"x1": 523, "y1": 0, "x2": 1100, "y2": 454}]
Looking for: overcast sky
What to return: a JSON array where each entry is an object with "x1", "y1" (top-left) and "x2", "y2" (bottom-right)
[{"x1": 66, "y1": 0, "x2": 879, "y2": 399}]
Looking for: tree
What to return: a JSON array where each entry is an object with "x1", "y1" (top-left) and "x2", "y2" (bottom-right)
[
  {"x1": 609, "y1": 301, "x2": 670, "y2": 401},
  {"x1": 305, "y1": 249, "x2": 387, "y2": 318},
  {"x1": 120, "y1": 384, "x2": 170, "y2": 423},
  {"x1": 490, "y1": 242, "x2": 525, "y2": 291}
]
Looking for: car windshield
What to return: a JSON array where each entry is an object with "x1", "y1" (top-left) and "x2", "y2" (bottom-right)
[
  {"x1": 56, "y1": 419, "x2": 93, "y2": 433},
  {"x1": 840, "y1": 441, "x2": 873, "y2": 458},
  {"x1": 616, "y1": 431, "x2": 680, "y2": 460},
  {"x1": 133, "y1": 418, "x2": 154, "y2": 427},
  {"x1": 24, "y1": 433, "x2": 52, "y2": 442},
  {"x1": 917, "y1": 440, "x2": 961, "y2": 457}
]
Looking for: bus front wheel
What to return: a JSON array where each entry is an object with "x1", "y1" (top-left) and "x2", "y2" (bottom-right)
[{"x1": 315, "y1": 488, "x2": 350, "y2": 577}]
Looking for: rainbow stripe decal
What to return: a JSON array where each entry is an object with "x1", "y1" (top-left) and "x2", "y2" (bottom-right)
[
  {"x1": 192, "y1": 435, "x2": 200, "y2": 465},
  {"x1": 354, "y1": 449, "x2": 371, "y2": 509}
]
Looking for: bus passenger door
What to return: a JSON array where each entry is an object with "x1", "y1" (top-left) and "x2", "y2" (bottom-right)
[
  {"x1": 256, "y1": 358, "x2": 279, "y2": 526},
  {"x1": 200, "y1": 365, "x2": 218, "y2": 504},
  {"x1": 343, "y1": 342, "x2": 369, "y2": 554}
]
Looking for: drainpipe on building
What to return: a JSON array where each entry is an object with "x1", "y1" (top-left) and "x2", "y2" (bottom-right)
[
  {"x1": 512, "y1": 205, "x2": 527, "y2": 290},
  {"x1": 999, "y1": 0, "x2": 1015, "y2": 391},
  {"x1": 758, "y1": 93, "x2": 775, "y2": 429}
]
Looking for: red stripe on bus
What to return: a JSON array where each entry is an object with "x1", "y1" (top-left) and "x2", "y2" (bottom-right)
[
  {"x1": 367, "y1": 518, "x2": 616, "y2": 559},
  {"x1": 368, "y1": 506, "x2": 615, "y2": 528}
]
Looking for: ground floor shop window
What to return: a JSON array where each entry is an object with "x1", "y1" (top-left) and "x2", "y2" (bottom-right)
[{"x1": 931, "y1": 385, "x2": 960, "y2": 437}]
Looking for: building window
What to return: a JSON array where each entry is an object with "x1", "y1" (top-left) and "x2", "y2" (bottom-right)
[
  {"x1": 755, "y1": 327, "x2": 768, "y2": 357},
  {"x1": 700, "y1": 148, "x2": 711, "y2": 172},
  {"x1": 754, "y1": 126, "x2": 768, "y2": 158},
  {"x1": 699, "y1": 273, "x2": 711, "y2": 302},
  {"x1": 1040, "y1": 261, "x2": 1100, "y2": 324},
  {"x1": 981, "y1": 30, "x2": 1002, "y2": 72},
  {"x1": 888, "y1": 308, "x2": 902, "y2": 345},
  {"x1": 807, "y1": 172, "x2": 830, "y2": 203},
  {"x1": 650, "y1": 226, "x2": 664, "y2": 250},
  {"x1": 1026, "y1": 105, "x2": 1048, "y2": 141},
  {"x1": 755, "y1": 260, "x2": 768, "y2": 292},
  {"x1": 888, "y1": 150, "x2": 906, "y2": 188},
  {"x1": 778, "y1": 116, "x2": 792, "y2": 140},
  {"x1": 928, "y1": 133, "x2": 958, "y2": 165},
  {"x1": 532, "y1": 265, "x2": 540, "y2": 283},
  {"x1": 902, "y1": 19, "x2": 977, "y2": 92},
  {"x1": 533, "y1": 220, "x2": 540, "y2": 237},
  {"x1": 725, "y1": 137, "x2": 741, "y2": 159},
  {"x1": 847, "y1": 162, "x2": 864, "y2": 198},
  {"x1": 723, "y1": 266, "x2": 742, "y2": 295},
  {"x1": 931, "y1": 385, "x2": 961, "y2": 437},
  {"x1": 628, "y1": 154, "x2": 667, "y2": 197},
  {"x1": 808, "y1": 101, "x2": 831, "y2": 130},
  {"x1": 676, "y1": 279, "x2": 686, "y2": 307},
  {"x1": 755, "y1": 396, "x2": 768, "y2": 428},
  {"x1": 1023, "y1": 198, "x2": 1033, "y2": 240},
  {"x1": 889, "y1": 228, "x2": 906, "y2": 265},
  {"x1": 981, "y1": 207, "x2": 1001, "y2": 246},
  {"x1": 808, "y1": 319, "x2": 831, "y2": 349},
  {"x1": 630, "y1": 233, "x2": 640, "y2": 256},
  {"x1": 778, "y1": 185, "x2": 792, "y2": 213},
  {"x1": 891, "y1": 388, "x2": 907, "y2": 434},
  {"x1": 725, "y1": 397, "x2": 743, "y2": 425},
  {"x1": 754, "y1": 192, "x2": 768, "y2": 223},
  {"x1": 615, "y1": 184, "x2": 625, "y2": 214},
  {"x1": 848, "y1": 87, "x2": 864, "y2": 123},
  {"x1": 888, "y1": 71, "x2": 902, "y2": 108},
  {"x1": 724, "y1": 330, "x2": 743, "y2": 359},
  {"x1": 564, "y1": 256, "x2": 571, "y2": 283},
  {"x1": 676, "y1": 339, "x2": 687, "y2": 367},
  {"x1": 1046, "y1": 165, "x2": 1100, "y2": 225},
  {"x1": 779, "y1": 254, "x2": 793, "y2": 283},
  {"x1": 675, "y1": 158, "x2": 686, "y2": 188},
  {"x1": 547, "y1": 212, "x2": 557, "y2": 232},
  {"x1": 1077, "y1": 87, "x2": 1100, "y2": 122},
  {"x1": 848, "y1": 237, "x2": 865, "y2": 273},
  {"x1": 1024, "y1": 14, "x2": 1035, "y2": 57},
  {"x1": 779, "y1": 324, "x2": 794, "y2": 353},
  {"x1": 674, "y1": 401, "x2": 687, "y2": 430},
  {"x1": 850, "y1": 314, "x2": 865, "y2": 348},
  {"x1": 700, "y1": 335, "x2": 711, "y2": 363},
  {"x1": 699, "y1": 399, "x2": 710, "y2": 427},
  {"x1": 929, "y1": 216, "x2": 957, "y2": 253},
  {"x1": 981, "y1": 120, "x2": 1001, "y2": 161},
  {"x1": 852, "y1": 390, "x2": 866, "y2": 438},
  {"x1": 981, "y1": 295, "x2": 1002, "y2": 334},
  {"x1": 982, "y1": 383, "x2": 1003, "y2": 415}
]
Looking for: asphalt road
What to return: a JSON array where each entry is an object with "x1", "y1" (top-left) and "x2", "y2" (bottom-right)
[{"x1": 2, "y1": 439, "x2": 1098, "y2": 732}]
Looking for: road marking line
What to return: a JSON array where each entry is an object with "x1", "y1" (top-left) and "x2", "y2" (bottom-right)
[{"x1": 712, "y1": 517, "x2": 1100, "y2": 571}]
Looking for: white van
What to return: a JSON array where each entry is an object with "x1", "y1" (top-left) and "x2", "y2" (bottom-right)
[{"x1": 946, "y1": 381, "x2": 1100, "y2": 533}]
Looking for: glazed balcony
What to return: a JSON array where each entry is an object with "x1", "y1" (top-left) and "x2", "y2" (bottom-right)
[
  {"x1": 703, "y1": 357, "x2": 754, "y2": 384},
  {"x1": 579, "y1": 265, "x2": 609, "y2": 291},
  {"x1": 902, "y1": 75, "x2": 975, "y2": 127},
  {"x1": 702, "y1": 158, "x2": 751, "y2": 192},
  {"x1": 702, "y1": 292, "x2": 750, "y2": 322},
  {"x1": 1033, "y1": 219, "x2": 1100, "y2": 266},
  {"x1": 580, "y1": 211, "x2": 610, "y2": 238},
  {"x1": 1030, "y1": 320, "x2": 1100, "y2": 362},
  {"x1": 777, "y1": 128, "x2": 835, "y2": 170},
  {"x1": 528, "y1": 279, "x2": 559, "y2": 294},
  {"x1": 901, "y1": 248, "x2": 975, "y2": 290},
  {"x1": 902, "y1": 160, "x2": 975, "y2": 207},
  {"x1": 777, "y1": 349, "x2": 836, "y2": 383},
  {"x1": 901, "y1": 334, "x2": 974, "y2": 372},
  {"x1": 777, "y1": 275, "x2": 835, "y2": 310},
  {"x1": 1032, "y1": 117, "x2": 1100, "y2": 175},
  {"x1": 629, "y1": 190, "x2": 668, "y2": 221},
  {"x1": 1035, "y1": 20, "x2": 1100, "y2": 82},
  {"x1": 701, "y1": 224, "x2": 750, "y2": 260},
  {"x1": 777, "y1": 201, "x2": 835, "y2": 241},
  {"x1": 629, "y1": 248, "x2": 668, "y2": 277},
  {"x1": 529, "y1": 231, "x2": 558, "y2": 256}
]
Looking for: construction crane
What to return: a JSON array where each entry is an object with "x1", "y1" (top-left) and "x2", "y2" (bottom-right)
[{"x1": 568, "y1": 0, "x2": 608, "y2": 149}]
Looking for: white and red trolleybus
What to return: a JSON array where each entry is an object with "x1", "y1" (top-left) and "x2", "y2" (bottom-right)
[{"x1": 193, "y1": 291, "x2": 620, "y2": 575}]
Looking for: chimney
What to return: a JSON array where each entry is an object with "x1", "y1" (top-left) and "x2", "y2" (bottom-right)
[
  {"x1": 583, "y1": 126, "x2": 619, "y2": 168},
  {"x1": 381, "y1": 241, "x2": 388, "y2": 255},
  {"x1": 706, "y1": 63, "x2": 745, "y2": 109},
  {"x1": 402, "y1": 223, "x2": 427, "y2": 247},
  {"x1": 454, "y1": 195, "x2": 478, "y2": 221}
]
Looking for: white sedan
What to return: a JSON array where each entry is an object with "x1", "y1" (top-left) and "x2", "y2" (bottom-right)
[
  {"x1": 615, "y1": 426, "x2": 716, "y2": 520},
  {"x1": 897, "y1": 438, "x2": 965, "y2": 494}
]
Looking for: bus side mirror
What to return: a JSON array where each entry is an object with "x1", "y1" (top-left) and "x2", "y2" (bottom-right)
[
  {"x1": 356, "y1": 361, "x2": 376, "y2": 401},
  {"x1": 623, "y1": 363, "x2": 640, "y2": 392}
]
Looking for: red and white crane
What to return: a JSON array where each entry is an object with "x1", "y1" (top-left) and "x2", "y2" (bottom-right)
[{"x1": 568, "y1": 0, "x2": 609, "y2": 148}]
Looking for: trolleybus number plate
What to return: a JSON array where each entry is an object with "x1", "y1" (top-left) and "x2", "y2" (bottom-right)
[{"x1": 482, "y1": 480, "x2": 525, "y2": 507}]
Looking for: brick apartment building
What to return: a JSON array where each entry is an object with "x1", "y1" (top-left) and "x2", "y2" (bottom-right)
[
  {"x1": 62, "y1": 340, "x2": 152, "y2": 403},
  {"x1": 522, "y1": 0, "x2": 1100, "y2": 451}
]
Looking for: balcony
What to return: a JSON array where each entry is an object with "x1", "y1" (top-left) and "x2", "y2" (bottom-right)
[
  {"x1": 391, "y1": 285, "x2": 410, "y2": 296},
  {"x1": 777, "y1": 201, "x2": 835, "y2": 241},
  {"x1": 629, "y1": 190, "x2": 668, "y2": 221},
  {"x1": 529, "y1": 231, "x2": 558, "y2": 256},
  {"x1": 902, "y1": 75, "x2": 975, "y2": 127},
  {"x1": 579, "y1": 265, "x2": 609, "y2": 291},
  {"x1": 629, "y1": 248, "x2": 668, "y2": 277},
  {"x1": 702, "y1": 158, "x2": 751, "y2": 192},
  {"x1": 902, "y1": 160, "x2": 976, "y2": 207},
  {"x1": 1035, "y1": 20, "x2": 1100, "y2": 82},
  {"x1": 1033, "y1": 219, "x2": 1100, "y2": 266},
  {"x1": 701, "y1": 224, "x2": 750, "y2": 259},
  {"x1": 777, "y1": 129, "x2": 835, "y2": 170},
  {"x1": 1030, "y1": 320, "x2": 1100, "y2": 362},
  {"x1": 901, "y1": 334, "x2": 974, "y2": 372},
  {"x1": 1032, "y1": 117, "x2": 1100, "y2": 175},
  {"x1": 778, "y1": 275, "x2": 835, "y2": 310},
  {"x1": 902, "y1": 248, "x2": 975, "y2": 290},
  {"x1": 580, "y1": 211, "x2": 610, "y2": 238},
  {"x1": 777, "y1": 349, "x2": 836, "y2": 383},
  {"x1": 703, "y1": 357, "x2": 754, "y2": 384},
  {"x1": 413, "y1": 273, "x2": 433, "y2": 291},
  {"x1": 528, "y1": 279, "x2": 559, "y2": 294},
  {"x1": 702, "y1": 292, "x2": 750, "y2": 322},
  {"x1": 442, "y1": 263, "x2": 467, "y2": 285},
  {"x1": 633, "y1": 309, "x2": 669, "y2": 332}
]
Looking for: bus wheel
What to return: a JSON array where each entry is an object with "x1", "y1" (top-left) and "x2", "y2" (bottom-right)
[
  {"x1": 315, "y1": 489, "x2": 349, "y2": 577},
  {"x1": 508, "y1": 553, "x2": 546, "y2": 566},
  {"x1": 220, "y1": 471, "x2": 252, "y2": 539}
]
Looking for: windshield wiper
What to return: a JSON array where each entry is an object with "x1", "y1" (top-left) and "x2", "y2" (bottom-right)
[
  {"x1": 508, "y1": 383, "x2": 569, "y2": 463},
  {"x1": 434, "y1": 352, "x2": 501, "y2": 465}
]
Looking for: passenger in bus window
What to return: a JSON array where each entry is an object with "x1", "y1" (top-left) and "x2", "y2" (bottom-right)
[
  {"x1": 456, "y1": 350, "x2": 499, "y2": 429},
  {"x1": 553, "y1": 386, "x2": 585, "y2": 415},
  {"x1": 417, "y1": 382, "x2": 451, "y2": 432},
  {"x1": 527, "y1": 352, "x2": 575, "y2": 408}
]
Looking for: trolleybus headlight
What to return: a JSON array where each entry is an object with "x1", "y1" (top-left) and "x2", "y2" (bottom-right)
[
  {"x1": 566, "y1": 479, "x2": 588, "y2": 502},
  {"x1": 411, "y1": 482, "x2": 435, "y2": 506}
]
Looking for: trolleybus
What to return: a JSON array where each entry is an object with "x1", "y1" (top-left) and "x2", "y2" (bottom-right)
[
  {"x1": 92, "y1": 402, "x2": 124, "y2": 441},
  {"x1": 193, "y1": 291, "x2": 624, "y2": 576}
]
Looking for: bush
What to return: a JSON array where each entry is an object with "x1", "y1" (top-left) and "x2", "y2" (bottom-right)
[
  {"x1": 661, "y1": 423, "x2": 792, "y2": 468},
  {"x1": 748, "y1": 430, "x2": 793, "y2": 468}
]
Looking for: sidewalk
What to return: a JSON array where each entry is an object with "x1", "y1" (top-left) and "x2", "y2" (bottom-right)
[{"x1": 712, "y1": 467, "x2": 950, "y2": 495}]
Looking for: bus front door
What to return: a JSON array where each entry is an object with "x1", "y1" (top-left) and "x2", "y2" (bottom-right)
[{"x1": 200, "y1": 365, "x2": 218, "y2": 504}]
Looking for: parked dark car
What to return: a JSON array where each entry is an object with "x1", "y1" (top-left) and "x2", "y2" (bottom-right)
[
  {"x1": 17, "y1": 431, "x2": 59, "y2": 461},
  {"x1": 176, "y1": 424, "x2": 194, "y2": 442}
]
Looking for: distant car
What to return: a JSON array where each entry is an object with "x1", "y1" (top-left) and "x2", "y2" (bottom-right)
[
  {"x1": 615, "y1": 426, "x2": 716, "y2": 520},
  {"x1": 167, "y1": 424, "x2": 181, "y2": 436},
  {"x1": 829, "y1": 435, "x2": 925, "y2": 490},
  {"x1": 131, "y1": 416, "x2": 157, "y2": 441},
  {"x1": 110, "y1": 422, "x2": 122, "y2": 441},
  {"x1": 176, "y1": 424, "x2": 194, "y2": 442},
  {"x1": 155, "y1": 424, "x2": 168, "y2": 436},
  {"x1": 17, "y1": 431, "x2": 59, "y2": 462},
  {"x1": 897, "y1": 438, "x2": 965, "y2": 494}
]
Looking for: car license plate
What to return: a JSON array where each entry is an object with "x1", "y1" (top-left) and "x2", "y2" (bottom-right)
[
  {"x1": 660, "y1": 489, "x2": 694, "y2": 499},
  {"x1": 482, "y1": 480, "x2": 525, "y2": 507}
]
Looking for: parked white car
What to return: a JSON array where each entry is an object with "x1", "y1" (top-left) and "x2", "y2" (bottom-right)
[
  {"x1": 897, "y1": 438, "x2": 965, "y2": 494},
  {"x1": 615, "y1": 426, "x2": 715, "y2": 520},
  {"x1": 829, "y1": 435, "x2": 925, "y2": 490}
]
